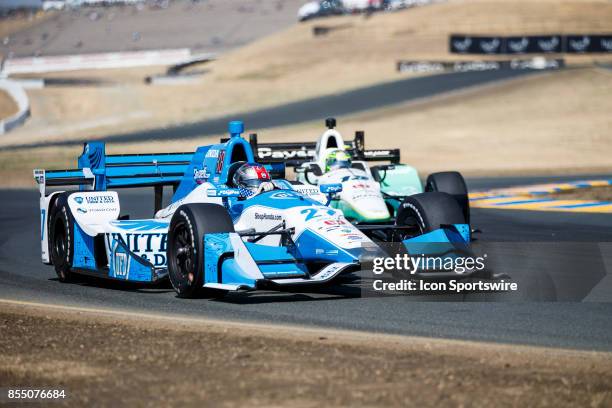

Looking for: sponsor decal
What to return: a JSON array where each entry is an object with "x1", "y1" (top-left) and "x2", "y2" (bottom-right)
[
  {"x1": 452, "y1": 37, "x2": 472, "y2": 53},
  {"x1": 114, "y1": 252, "x2": 129, "y2": 277},
  {"x1": 74, "y1": 196, "x2": 84, "y2": 204},
  {"x1": 296, "y1": 187, "x2": 320, "y2": 196},
  {"x1": 34, "y1": 169, "x2": 45, "y2": 185},
  {"x1": 107, "y1": 232, "x2": 168, "y2": 267},
  {"x1": 320, "y1": 184, "x2": 342, "y2": 194},
  {"x1": 82, "y1": 195, "x2": 115, "y2": 204},
  {"x1": 216, "y1": 150, "x2": 226, "y2": 173},
  {"x1": 207, "y1": 188, "x2": 241, "y2": 197},
  {"x1": 317, "y1": 263, "x2": 346, "y2": 280},
  {"x1": 364, "y1": 150, "x2": 393, "y2": 158},
  {"x1": 270, "y1": 191, "x2": 299, "y2": 199},
  {"x1": 352, "y1": 183, "x2": 371, "y2": 189},
  {"x1": 193, "y1": 165, "x2": 210, "y2": 184},
  {"x1": 257, "y1": 147, "x2": 315, "y2": 160},
  {"x1": 110, "y1": 220, "x2": 167, "y2": 231},
  {"x1": 314, "y1": 249, "x2": 339, "y2": 256},
  {"x1": 254, "y1": 213, "x2": 282, "y2": 221},
  {"x1": 40, "y1": 209, "x2": 46, "y2": 241},
  {"x1": 76, "y1": 208, "x2": 88, "y2": 214},
  {"x1": 510, "y1": 58, "x2": 563, "y2": 70},
  {"x1": 536, "y1": 36, "x2": 560, "y2": 52},
  {"x1": 205, "y1": 149, "x2": 219, "y2": 158},
  {"x1": 323, "y1": 219, "x2": 347, "y2": 226},
  {"x1": 340, "y1": 233, "x2": 363, "y2": 241},
  {"x1": 479, "y1": 38, "x2": 501, "y2": 53},
  {"x1": 508, "y1": 37, "x2": 529, "y2": 53},
  {"x1": 351, "y1": 191, "x2": 382, "y2": 200},
  {"x1": 397, "y1": 61, "x2": 445, "y2": 73},
  {"x1": 453, "y1": 61, "x2": 500, "y2": 72},
  {"x1": 569, "y1": 36, "x2": 590, "y2": 52},
  {"x1": 601, "y1": 38, "x2": 612, "y2": 51}
]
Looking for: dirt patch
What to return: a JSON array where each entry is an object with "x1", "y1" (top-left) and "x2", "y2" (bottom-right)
[
  {"x1": 0, "y1": 90, "x2": 18, "y2": 120},
  {"x1": 548, "y1": 186, "x2": 612, "y2": 201},
  {"x1": 1, "y1": 301, "x2": 611, "y2": 407}
]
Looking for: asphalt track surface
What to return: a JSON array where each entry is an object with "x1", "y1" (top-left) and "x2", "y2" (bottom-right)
[
  {"x1": 7, "y1": 68, "x2": 542, "y2": 150},
  {"x1": 1, "y1": 175, "x2": 612, "y2": 351}
]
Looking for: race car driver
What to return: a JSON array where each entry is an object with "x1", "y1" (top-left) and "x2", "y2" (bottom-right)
[
  {"x1": 324, "y1": 149, "x2": 352, "y2": 172},
  {"x1": 233, "y1": 163, "x2": 275, "y2": 198}
]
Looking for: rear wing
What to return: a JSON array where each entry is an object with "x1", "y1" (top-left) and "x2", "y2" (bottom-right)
[
  {"x1": 34, "y1": 141, "x2": 193, "y2": 196},
  {"x1": 248, "y1": 131, "x2": 400, "y2": 168}
]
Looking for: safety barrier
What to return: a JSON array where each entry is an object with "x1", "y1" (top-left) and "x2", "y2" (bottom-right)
[
  {"x1": 0, "y1": 79, "x2": 30, "y2": 134},
  {"x1": 1, "y1": 48, "x2": 193, "y2": 75},
  {"x1": 397, "y1": 58, "x2": 564, "y2": 73},
  {"x1": 450, "y1": 34, "x2": 612, "y2": 55}
]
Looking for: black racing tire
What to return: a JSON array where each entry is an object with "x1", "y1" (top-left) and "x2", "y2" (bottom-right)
[
  {"x1": 425, "y1": 171, "x2": 470, "y2": 224},
  {"x1": 396, "y1": 192, "x2": 466, "y2": 237},
  {"x1": 49, "y1": 193, "x2": 75, "y2": 282},
  {"x1": 167, "y1": 203, "x2": 235, "y2": 298}
]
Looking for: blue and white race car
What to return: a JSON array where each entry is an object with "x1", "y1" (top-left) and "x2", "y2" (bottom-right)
[{"x1": 34, "y1": 121, "x2": 472, "y2": 298}]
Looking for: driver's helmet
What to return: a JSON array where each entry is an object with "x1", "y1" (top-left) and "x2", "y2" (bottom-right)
[
  {"x1": 233, "y1": 162, "x2": 271, "y2": 196},
  {"x1": 325, "y1": 149, "x2": 352, "y2": 172}
]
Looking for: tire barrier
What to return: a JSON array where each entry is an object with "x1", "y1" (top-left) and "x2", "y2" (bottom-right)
[
  {"x1": 450, "y1": 34, "x2": 612, "y2": 55},
  {"x1": 397, "y1": 58, "x2": 565, "y2": 73},
  {"x1": 0, "y1": 79, "x2": 30, "y2": 134}
]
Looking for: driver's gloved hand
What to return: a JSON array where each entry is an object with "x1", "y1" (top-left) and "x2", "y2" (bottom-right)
[{"x1": 256, "y1": 182, "x2": 275, "y2": 195}]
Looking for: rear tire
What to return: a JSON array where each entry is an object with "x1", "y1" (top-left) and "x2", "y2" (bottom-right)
[
  {"x1": 49, "y1": 194, "x2": 74, "y2": 282},
  {"x1": 396, "y1": 192, "x2": 466, "y2": 237},
  {"x1": 167, "y1": 204, "x2": 235, "y2": 298},
  {"x1": 425, "y1": 171, "x2": 470, "y2": 224}
]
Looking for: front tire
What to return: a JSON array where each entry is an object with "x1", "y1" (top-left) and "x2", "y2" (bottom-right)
[
  {"x1": 167, "y1": 204, "x2": 235, "y2": 298},
  {"x1": 425, "y1": 171, "x2": 470, "y2": 224},
  {"x1": 49, "y1": 194, "x2": 74, "y2": 282},
  {"x1": 396, "y1": 192, "x2": 466, "y2": 238}
]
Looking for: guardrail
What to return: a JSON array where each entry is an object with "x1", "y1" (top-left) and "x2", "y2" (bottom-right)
[{"x1": 0, "y1": 79, "x2": 30, "y2": 134}]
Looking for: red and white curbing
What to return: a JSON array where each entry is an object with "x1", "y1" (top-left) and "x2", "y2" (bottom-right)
[{"x1": 1, "y1": 48, "x2": 194, "y2": 75}]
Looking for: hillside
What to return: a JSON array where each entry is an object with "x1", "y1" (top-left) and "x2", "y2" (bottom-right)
[{"x1": 2, "y1": 0, "x2": 611, "y2": 149}]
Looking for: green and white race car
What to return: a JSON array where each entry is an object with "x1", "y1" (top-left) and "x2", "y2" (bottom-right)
[{"x1": 249, "y1": 118, "x2": 471, "y2": 234}]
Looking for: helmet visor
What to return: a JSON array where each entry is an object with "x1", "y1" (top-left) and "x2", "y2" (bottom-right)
[{"x1": 328, "y1": 159, "x2": 351, "y2": 171}]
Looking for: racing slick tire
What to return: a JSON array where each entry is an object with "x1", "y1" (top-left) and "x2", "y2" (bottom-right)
[
  {"x1": 167, "y1": 203, "x2": 235, "y2": 298},
  {"x1": 425, "y1": 171, "x2": 470, "y2": 224},
  {"x1": 396, "y1": 192, "x2": 466, "y2": 236},
  {"x1": 49, "y1": 193, "x2": 75, "y2": 282}
]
